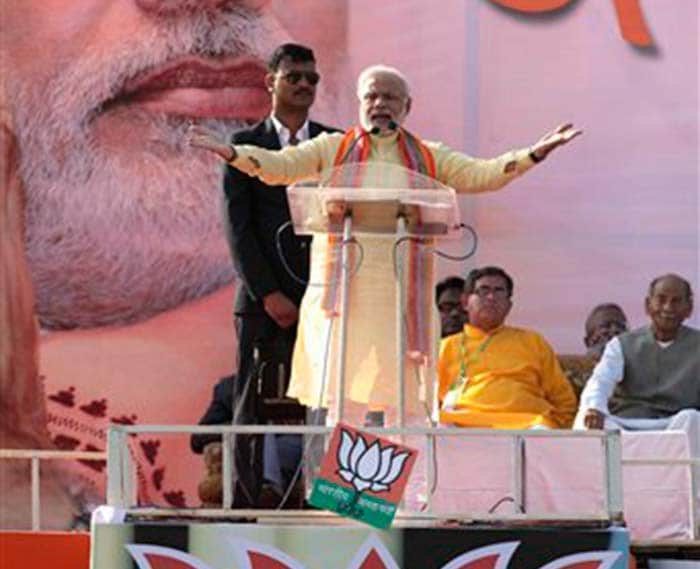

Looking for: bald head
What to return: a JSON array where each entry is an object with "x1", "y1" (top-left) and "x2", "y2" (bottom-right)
[
  {"x1": 645, "y1": 273, "x2": 694, "y2": 341},
  {"x1": 648, "y1": 273, "x2": 693, "y2": 302}
]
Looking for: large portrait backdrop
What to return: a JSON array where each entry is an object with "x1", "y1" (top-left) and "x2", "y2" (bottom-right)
[{"x1": 1, "y1": 0, "x2": 697, "y2": 528}]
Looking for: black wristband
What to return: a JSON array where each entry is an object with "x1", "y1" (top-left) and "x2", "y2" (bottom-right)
[
  {"x1": 529, "y1": 150, "x2": 544, "y2": 163},
  {"x1": 227, "y1": 144, "x2": 237, "y2": 162}
]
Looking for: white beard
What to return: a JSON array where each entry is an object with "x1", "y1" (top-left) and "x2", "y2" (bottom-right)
[
  {"x1": 20, "y1": 115, "x2": 238, "y2": 329},
  {"x1": 5, "y1": 7, "x2": 342, "y2": 329}
]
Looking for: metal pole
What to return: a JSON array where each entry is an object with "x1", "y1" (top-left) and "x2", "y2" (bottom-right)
[
  {"x1": 222, "y1": 433, "x2": 233, "y2": 509},
  {"x1": 689, "y1": 457, "x2": 697, "y2": 539},
  {"x1": 512, "y1": 435, "x2": 525, "y2": 514},
  {"x1": 31, "y1": 456, "x2": 40, "y2": 531},
  {"x1": 335, "y1": 215, "x2": 353, "y2": 424},
  {"x1": 395, "y1": 216, "x2": 407, "y2": 431},
  {"x1": 106, "y1": 427, "x2": 122, "y2": 506},
  {"x1": 122, "y1": 432, "x2": 135, "y2": 508},
  {"x1": 425, "y1": 433, "x2": 435, "y2": 514},
  {"x1": 604, "y1": 431, "x2": 624, "y2": 522}
]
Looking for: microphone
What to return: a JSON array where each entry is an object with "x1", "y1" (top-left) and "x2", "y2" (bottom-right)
[
  {"x1": 368, "y1": 121, "x2": 397, "y2": 136},
  {"x1": 337, "y1": 121, "x2": 399, "y2": 164}
]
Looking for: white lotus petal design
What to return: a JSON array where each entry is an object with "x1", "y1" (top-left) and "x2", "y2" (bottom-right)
[
  {"x1": 356, "y1": 441, "x2": 381, "y2": 479},
  {"x1": 125, "y1": 544, "x2": 214, "y2": 569},
  {"x1": 335, "y1": 429, "x2": 411, "y2": 494},
  {"x1": 339, "y1": 469, "x2": 355, "y2": 483},
  {"x1": 349, "y1": 432, "x2": 367, "y2": 470},
  {"x1": 338, "y1": 429, "x2": 355, "y2": 470},
  {"x1": 537, "y1": 550, "x2": 621, "y2": 569},
  {"x1": 439, "y1": 541, "x2": 519, "y2": 569},
  {"x1": 375, "y1": 446, "x2": 396, "y2": 481},
  {"x1": 379, "y1": 451, "x2": 409, "y2": 485}
]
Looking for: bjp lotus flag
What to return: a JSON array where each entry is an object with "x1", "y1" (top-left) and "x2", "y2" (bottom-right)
[{"x1": 309, "y1": 422, "x2": 418, "y2": 528}]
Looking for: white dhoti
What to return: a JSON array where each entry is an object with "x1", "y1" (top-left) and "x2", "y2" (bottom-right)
[{"x1": 288, "y1": 233, "x2": 438, "y2": 420}]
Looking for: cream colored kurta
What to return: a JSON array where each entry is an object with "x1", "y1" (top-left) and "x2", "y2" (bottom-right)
[{"x1": 231, "y1": 131, "x2": 535, "y2": 415}]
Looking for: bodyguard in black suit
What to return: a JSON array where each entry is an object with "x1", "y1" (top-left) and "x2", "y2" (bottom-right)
[{"x1": 223, "y1": 43, "x2": 338, "y2": 507}]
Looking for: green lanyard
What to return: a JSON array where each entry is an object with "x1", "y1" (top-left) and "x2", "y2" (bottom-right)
[{"x1": 451, "y1": 330, "x2": 496, "y2": 391}]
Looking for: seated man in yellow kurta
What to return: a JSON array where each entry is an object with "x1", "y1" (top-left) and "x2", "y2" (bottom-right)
[
  {"x1": 189, "y1": 65, "x2": 581, "y2": 425},
  {"x1": 439, "y1": 266, "x2": 577, "y2": 429}
]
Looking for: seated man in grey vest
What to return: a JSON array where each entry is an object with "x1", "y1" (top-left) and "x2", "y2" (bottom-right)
[{"x1": 575, "y1": 273, "x2": 699, "y2": 432}]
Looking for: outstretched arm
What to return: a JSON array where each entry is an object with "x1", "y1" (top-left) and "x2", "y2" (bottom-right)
[
  {"x1": 188, "y1": 125, "x2": 331, "y2": 186},
  {"x1": 436, "y1": 122, "x2": 582, "y2": 194},
  {"x1": 188, "y1": 125, "x2": 236, "y2": 161},
  {"x1": 529, "y1": 123, "x2": 582, "y2": 162}
]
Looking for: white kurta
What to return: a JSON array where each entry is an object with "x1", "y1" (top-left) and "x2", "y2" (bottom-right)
[{"x1": 231, "y1": 130, "x2": 535, "y2": 416}]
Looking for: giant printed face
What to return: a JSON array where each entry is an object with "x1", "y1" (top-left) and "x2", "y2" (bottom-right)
[{"x1": 0, "y1": 0, "x2": 346, "y2": 329}]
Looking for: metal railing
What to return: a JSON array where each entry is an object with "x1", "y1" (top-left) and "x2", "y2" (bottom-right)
[
  {"x1": 622, "y1": 456, "x2": 700, "y2": 541},
  {"x1": 105, "y1": 424, "x2": 624, "y2": 524},
  {"x1": 0, "y1": 448, "x2": 107, "y2": 530},
  {"x1": 4, "y1": 428, "x2": 697, "y2": 542}
]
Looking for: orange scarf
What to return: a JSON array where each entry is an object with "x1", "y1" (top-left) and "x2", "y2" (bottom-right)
[{"x1": 322, "y1": 126, "x2": 437, "y2": 358}]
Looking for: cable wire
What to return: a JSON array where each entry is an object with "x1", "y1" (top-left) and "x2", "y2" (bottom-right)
[{"x1": 275, "y1": 221, "x2": 365, "y2": 287}]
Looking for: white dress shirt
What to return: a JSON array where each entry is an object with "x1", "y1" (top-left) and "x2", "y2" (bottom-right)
[
  {"x1": 270, "y1": 115, "x2": 310, "y2": 147},
  {"x1": 579, "y1": 337, "x2": 625, "y2": 414}
]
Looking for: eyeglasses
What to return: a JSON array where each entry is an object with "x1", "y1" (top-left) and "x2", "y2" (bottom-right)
[
  {"x1": 471, "y1": 286, "x2": 510, "y2": 299},
  {"x1": 281, "y1": 71, "x2": 320, "y2": 86}
]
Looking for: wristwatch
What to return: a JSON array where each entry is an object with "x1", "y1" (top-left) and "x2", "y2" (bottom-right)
[{"x1": 529, "y1": 148, "x2": 544, "y2": 163}]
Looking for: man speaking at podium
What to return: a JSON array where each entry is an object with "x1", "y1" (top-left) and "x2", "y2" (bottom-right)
[{"x1": 189, "y1": 64, "x2": 580, "y2": 433}]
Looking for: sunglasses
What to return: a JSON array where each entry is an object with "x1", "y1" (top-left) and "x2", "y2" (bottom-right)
[{"x1": 281, "y1": 70, "x2": 321, "y2": 86}]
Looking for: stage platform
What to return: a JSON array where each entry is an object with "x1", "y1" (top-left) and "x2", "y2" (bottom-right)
[{"x1": 90, "y1": 515, "x2": 631, "y2": 569}]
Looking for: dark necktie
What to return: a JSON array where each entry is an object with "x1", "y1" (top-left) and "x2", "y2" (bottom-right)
[{"x1": 288, "y1": 133, "x2": 299, "y2": 146}]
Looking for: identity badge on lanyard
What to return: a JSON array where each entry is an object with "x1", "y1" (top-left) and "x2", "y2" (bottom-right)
[{"x1": 441, "y1": 332, "x2": 495, "y2": 412}]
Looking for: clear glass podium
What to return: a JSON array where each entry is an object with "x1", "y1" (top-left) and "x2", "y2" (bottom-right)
[
  {"x1": 287, "y1": 163, "x2": 461, "y2": 509},
  {"x1": 288, "y1": 163, "x2": 461, "y2": 239}
]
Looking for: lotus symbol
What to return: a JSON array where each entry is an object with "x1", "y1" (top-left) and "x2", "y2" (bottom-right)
[
  {"x1": 336, "y1": 428, "x2": 410, "y2": 493},
  {"x1": 126, "y1": 538, "x2": 622, "y2": 569}
]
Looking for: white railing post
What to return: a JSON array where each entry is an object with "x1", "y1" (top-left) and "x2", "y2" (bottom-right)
[
  {"x1": 604, "y1": 430, "x2": 624, "y2": 522},
  {"x1": 425, "y1": 433, "x2": 435, "y2": 514},
  {"x1": 31, "y1": 456, "x2": 40, "y2": 531},
  {"x1": 689, "y1": 457, "x2": 697, "y2": 540},
  {"x1": 512, "y1": 435, "x2": 525, "y2": 514},
  {"x1": 222, "y1": 432, "x2": 233, "y2": 509},
  {"x1": 107, "y1": 427, "x2": 124, "y2": 507}
]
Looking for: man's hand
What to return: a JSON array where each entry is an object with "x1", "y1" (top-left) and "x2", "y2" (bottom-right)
[
  {"x1": 325, "y1": 199, "x2": 349, "y2": 226},
  {"x1": 263, "y1": 291, "x2": 299, "y2": 329},
  {"x1": 187, "y1": 125, "x2": 235, "y2": 161},
  {"x1": 583, "y1": 408, "x2": 606, "y2": 430},
  {"x1": 530, "y1": 123, "x2": 583, "y2": 161}
]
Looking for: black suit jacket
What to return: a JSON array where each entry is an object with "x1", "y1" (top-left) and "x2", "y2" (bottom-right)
[{"x1": 224, "y1": 118, "x2": 338, "y2": 315}]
